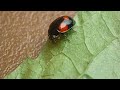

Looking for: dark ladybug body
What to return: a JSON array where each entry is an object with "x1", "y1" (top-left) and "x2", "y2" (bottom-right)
[{"x1": 48, "y1": 16, "x2": 75, "y2": 42}]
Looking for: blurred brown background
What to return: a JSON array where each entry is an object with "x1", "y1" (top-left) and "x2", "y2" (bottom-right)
[{"x1": 0, "y1": 11, "x2": 76, "y2": 78}]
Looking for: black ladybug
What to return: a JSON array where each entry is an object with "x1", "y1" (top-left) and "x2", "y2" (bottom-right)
[{"x1": 48, "y1": 16, "x2": 75, "y2": 42}]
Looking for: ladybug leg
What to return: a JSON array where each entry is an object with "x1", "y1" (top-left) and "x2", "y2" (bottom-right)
[
  {"x1": 53, "y1": 39, "x2": 57, "y2": 43},
  {"x1": 51, "y1": 38, "x2": 57, "y2": 43},
  {"x1": 60, "y1": 33, "x2": 67, "y2": 38},
  {"x1": 61, "y1": 33, "x2": 70, "y2": 43},
  {"x1": 70, "y1": 28, "x2": 76, "y2": 33},
  {"x1": 51, "y1": 33, "x2": 65, "y2": 42},
  {"x1": 51, "y1": 34, "x2": 61, "y2": 43},
  {"x1": 57, "y1": 35, "x2": 61, "y2": 40},
  {"x1": 71, "y1": 26, "x2": 79, "y2": 33}
]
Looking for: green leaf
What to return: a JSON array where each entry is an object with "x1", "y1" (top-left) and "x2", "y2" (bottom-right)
[{"x1": 5, "y1": 11, "x2": 120, "y2": 79}]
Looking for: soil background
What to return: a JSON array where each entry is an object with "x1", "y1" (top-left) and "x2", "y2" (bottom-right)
[{"x1": 0, "y1": 11, "x2": 76, "y2": 78}]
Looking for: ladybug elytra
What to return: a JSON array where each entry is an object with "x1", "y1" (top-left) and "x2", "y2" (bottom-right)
[{"x1": 48, "y1": 16, "x2": 75, "y2": 42}]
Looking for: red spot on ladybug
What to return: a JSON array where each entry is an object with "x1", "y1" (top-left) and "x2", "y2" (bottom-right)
[
  {"x1": 63, "y1": 16, "x2": 69, "y2": 20},
  {"x1": 48, "y1": 16, "x2": 75, "y2": 42},
  {"x1": 58, "y1": 23, "x2": 69, "y2": 33}
]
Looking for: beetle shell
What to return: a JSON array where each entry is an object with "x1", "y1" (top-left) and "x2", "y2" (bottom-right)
[{"x1": 48, "y1": 16, "x2": 75, "y2": 42}]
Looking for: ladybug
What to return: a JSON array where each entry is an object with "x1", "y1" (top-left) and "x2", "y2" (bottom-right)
[{"x1": 48, "y1": 16, "x2": 75, "y2": 42}]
